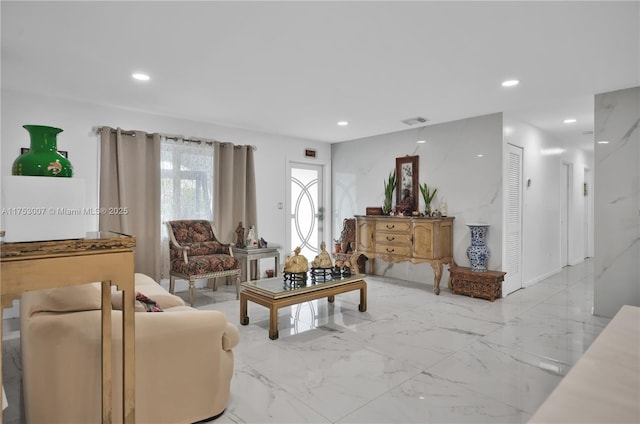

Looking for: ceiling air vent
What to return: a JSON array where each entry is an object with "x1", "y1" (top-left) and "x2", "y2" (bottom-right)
[{"x1": 401, "y1": 116, "x2": 428, "y2": 125}]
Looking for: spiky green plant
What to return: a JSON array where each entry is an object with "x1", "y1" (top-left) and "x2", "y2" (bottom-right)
[
  {"x1": 382, "y1": 170, "x2": 397, "y2": 215},
  {"x1": 419, "y1": 182, "x2": 438, "y2": 215}
]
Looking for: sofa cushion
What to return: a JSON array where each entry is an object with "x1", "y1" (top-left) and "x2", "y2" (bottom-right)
[
  {"x1": 110, "y1": 292, "x2": 148, "y2": 312},
  {"x1": 22, "y1": 282, "x2": 103, "y2": 317},
  {"x1": 111, "y1": 273, "x2": 186, "y2": 311},
  {"x1": 24, "y1": 274, "x2": 185, "y2": 317},
  {"x1": 133, "y1": 273, "x2": 185, "y2": 309},
  {"x1": 170, "y1": 254, "x2": 240, "y2": 275}
]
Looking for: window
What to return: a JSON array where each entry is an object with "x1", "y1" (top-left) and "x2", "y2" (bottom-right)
[
  {"x1": 160, "y1": 138, "x2": 214, "y2": 222},
  {"x1": 160, "y1": 138, "x2": 214, "y2": 278}
]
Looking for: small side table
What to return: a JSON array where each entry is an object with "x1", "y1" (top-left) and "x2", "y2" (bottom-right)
[
  {"x1": 232, "y1": 246, "x2": 280, "y2": 281},
  {"x1": 449, "y1": 266, "x2": 506, "y2": 302}
]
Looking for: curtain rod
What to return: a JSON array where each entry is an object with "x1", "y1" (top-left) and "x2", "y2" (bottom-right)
[
  {"x1": 95, "y1": 126, "x2": 256, "y2": 150},
  {"x1": 163, "y1": 134, "x2": 217, "y2": 146}
]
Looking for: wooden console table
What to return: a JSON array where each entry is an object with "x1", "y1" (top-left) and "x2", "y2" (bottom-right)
[
  {"x1": 0, "y1": 231, "x2": 136, "y2": 423},
  {"x1": 354, "y1": 215, "x2": 454, "y2": 294},
  {"x1": 449, "y1": 266, "x2": 505, "y2": 301}
]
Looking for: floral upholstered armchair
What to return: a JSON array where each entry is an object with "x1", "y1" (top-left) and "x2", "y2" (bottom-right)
[{"x1": 167, "y1": 220, "x2": 241, "y2": 306}]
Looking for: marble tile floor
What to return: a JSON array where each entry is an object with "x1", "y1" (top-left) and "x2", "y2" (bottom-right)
[{"x1": 2, "y1": 259, "x2": 611, "y2": 423}]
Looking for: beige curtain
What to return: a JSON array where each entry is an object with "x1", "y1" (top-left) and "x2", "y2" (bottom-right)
[
  {"x1": 99, "y1": 127, "x2": 161, "y2": 280},
  {"x1": 213, "y1": 143, "x2": 257, "y2": 244}
]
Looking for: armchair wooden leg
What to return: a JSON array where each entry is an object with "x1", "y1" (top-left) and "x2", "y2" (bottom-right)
[
  {"x1": 169, "y1": 275, "x2": 175, "y2": 294},
  {"x1": 188, "y1": 280, "x2": 196, "y2": 307},
  {"x1": 235, "y1": 275, "x2": 240, "y2": 300}
]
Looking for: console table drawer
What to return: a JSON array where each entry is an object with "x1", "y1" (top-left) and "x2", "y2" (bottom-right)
[
  {"x1": 375, "y1": 244, "x2": 412, "y2": 257},
  {"x1": 375, "y1": 220, "x2": 411, "y2": 233},
  {"x1": 375, "y1": 232, "x2": 411, "y2": 245}
]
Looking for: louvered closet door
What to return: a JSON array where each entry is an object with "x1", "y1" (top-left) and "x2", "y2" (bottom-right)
[{"x1": 504, "y1": 143, "x2": 523, "y2": 295}]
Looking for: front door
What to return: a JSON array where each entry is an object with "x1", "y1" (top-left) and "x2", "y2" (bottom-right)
[{"x1": 287, "y1": 162, "x2": 325, "y2": 261}]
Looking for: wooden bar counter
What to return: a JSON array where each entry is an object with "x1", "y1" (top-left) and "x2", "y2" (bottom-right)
[{"x1": 0, "y1": 231, "x2": 136, "y2": 423}]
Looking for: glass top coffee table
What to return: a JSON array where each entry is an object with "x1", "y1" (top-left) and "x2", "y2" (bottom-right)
[{"x1": 240, "y1": 273, "x2": 367, "y2": 340}]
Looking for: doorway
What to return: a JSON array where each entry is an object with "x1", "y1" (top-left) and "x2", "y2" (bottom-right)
[
  {"x1": 286, "y1": 162, "x2": 326, "y2": 261},
  {"x1": 561, "y1": 162, "x2": 572, "y2": 267},
  {"x1": 584, "y1": 168, "x2": 592, "y2": 258}
]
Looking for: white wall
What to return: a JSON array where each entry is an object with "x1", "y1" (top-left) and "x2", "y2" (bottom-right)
[
  {"x1": 332, "y1": 113, "x2": 504, "y2": 287},
  {"x1": 594, "y1": 86, "x2": 640, "y2": 318},
  {"x1": 504, "y1": 115, "x2": 594, "y2": 286},
  {"x1": 1, "y1": 89, "x2": 331, "y2": 316},
  {"x1": 1, "y1": 89, "x2": 331, "y2": 245}
]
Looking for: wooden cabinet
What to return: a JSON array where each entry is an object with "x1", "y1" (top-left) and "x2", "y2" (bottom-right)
[
  {"x1": 354, "y1": 215, "x2": 455, "y2": 294},
  {"x1": 355, "y1": 217, "x2": 375, "y2": 253},
  {"x1": 413, "y1": 219, "x2": 453, "y2": 260}
]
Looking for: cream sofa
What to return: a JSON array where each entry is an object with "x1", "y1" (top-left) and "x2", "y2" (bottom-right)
[{"x1": 20, "y1": 273, "x2": 239, "y2": 424}]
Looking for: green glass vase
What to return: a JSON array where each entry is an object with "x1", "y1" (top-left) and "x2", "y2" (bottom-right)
[{"x1": 12, "y1": 125, "x2": 73, "y2": 177}]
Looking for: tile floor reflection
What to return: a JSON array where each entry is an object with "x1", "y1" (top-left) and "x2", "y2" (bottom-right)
[{"x1": 2, "y1": 259, "x2": 610, "y2": 423}]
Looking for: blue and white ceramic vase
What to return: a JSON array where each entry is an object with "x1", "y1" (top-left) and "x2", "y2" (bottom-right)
[{"x1": 466, "y1": 223, "x2": 490, "y2": 272}]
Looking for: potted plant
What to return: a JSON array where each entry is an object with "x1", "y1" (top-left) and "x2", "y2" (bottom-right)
[
  {"x1": 382, "y1": 170, "x2": 397, "y2": 215},
  {"x1": 333, "y1": 238, "x2": 342, "y2": 253},
  {"x1": 419, "y1": 182, "x2": 438, "y2": 216}
]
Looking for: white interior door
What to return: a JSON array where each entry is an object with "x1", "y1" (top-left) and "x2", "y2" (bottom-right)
[
  {"x1": 287, "y1": 162, "x2": 325, "y2": 261},
  {"x1": 561, "y1": 162, "x2": 570, "y2": 267},
  {"x1": 584, "y1": 168, "x2": 592, "y2": 258},
  {"x1": 504, "y1": 143, "x2": 523, "y2": 295}
]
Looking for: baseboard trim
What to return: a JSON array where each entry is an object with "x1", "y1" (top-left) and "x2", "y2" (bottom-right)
[{"x1": 524, "y1": 267, "x2": 563, "y2": 287}]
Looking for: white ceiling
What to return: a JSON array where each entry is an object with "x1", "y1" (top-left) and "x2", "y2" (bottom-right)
[{"x1": 2, "y1": 1, "x2": 639, "y2": 150}]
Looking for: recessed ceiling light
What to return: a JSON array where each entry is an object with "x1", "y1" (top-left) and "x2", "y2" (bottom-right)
[
  {"x1": 597, "y1": 140, "x2": 610, "y2": 144},
  {"x1": 563, "y1": 118, "x2": 577, "y2": 124},
  {"x1": 501, "y1": 80, "x2": 519, "y2": 87},
  {"x1": 477, "y1": 154, "x2": 484, "y2": 158},
  {"x1": 416, "y1": 140, "x2": 426, "y2": 144},
  {"x1": 337, "y1": 121, "x2": 349, "y2": 126},
  {"x1": 132, "y1": 73, "x2": 150, "y2": 81}
]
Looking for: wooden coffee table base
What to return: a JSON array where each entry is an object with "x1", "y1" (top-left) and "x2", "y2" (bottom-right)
[{"x1": 240, "y1": 279, "x2": 367, "y2": 340}]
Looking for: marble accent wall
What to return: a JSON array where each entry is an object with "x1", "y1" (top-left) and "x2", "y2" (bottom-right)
[
  {"x1": 332, "y1": 113, "x2": 503, "y2": 286},
  {"x1": 594, "y1": 86, "x2": 640, "y2": 318}
]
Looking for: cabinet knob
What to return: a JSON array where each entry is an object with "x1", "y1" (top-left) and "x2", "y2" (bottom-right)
[
  {"x1": 386, "y1": 248, "x2": 395, "y2": 253},
  {"x1": 386, "y1": 224, "x2": 395, "y2": 229},
  {"x1": 386, "y1": 236, "x2": 395, "y2": 241}
]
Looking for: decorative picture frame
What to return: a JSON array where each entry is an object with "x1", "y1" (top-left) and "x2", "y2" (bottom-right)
[
  {"x1": 395, "y1": 155, "x2": 419, "y2": 213},
  {"x1": 21, "y1": 147, "x2": 68, "y2": 158}
]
